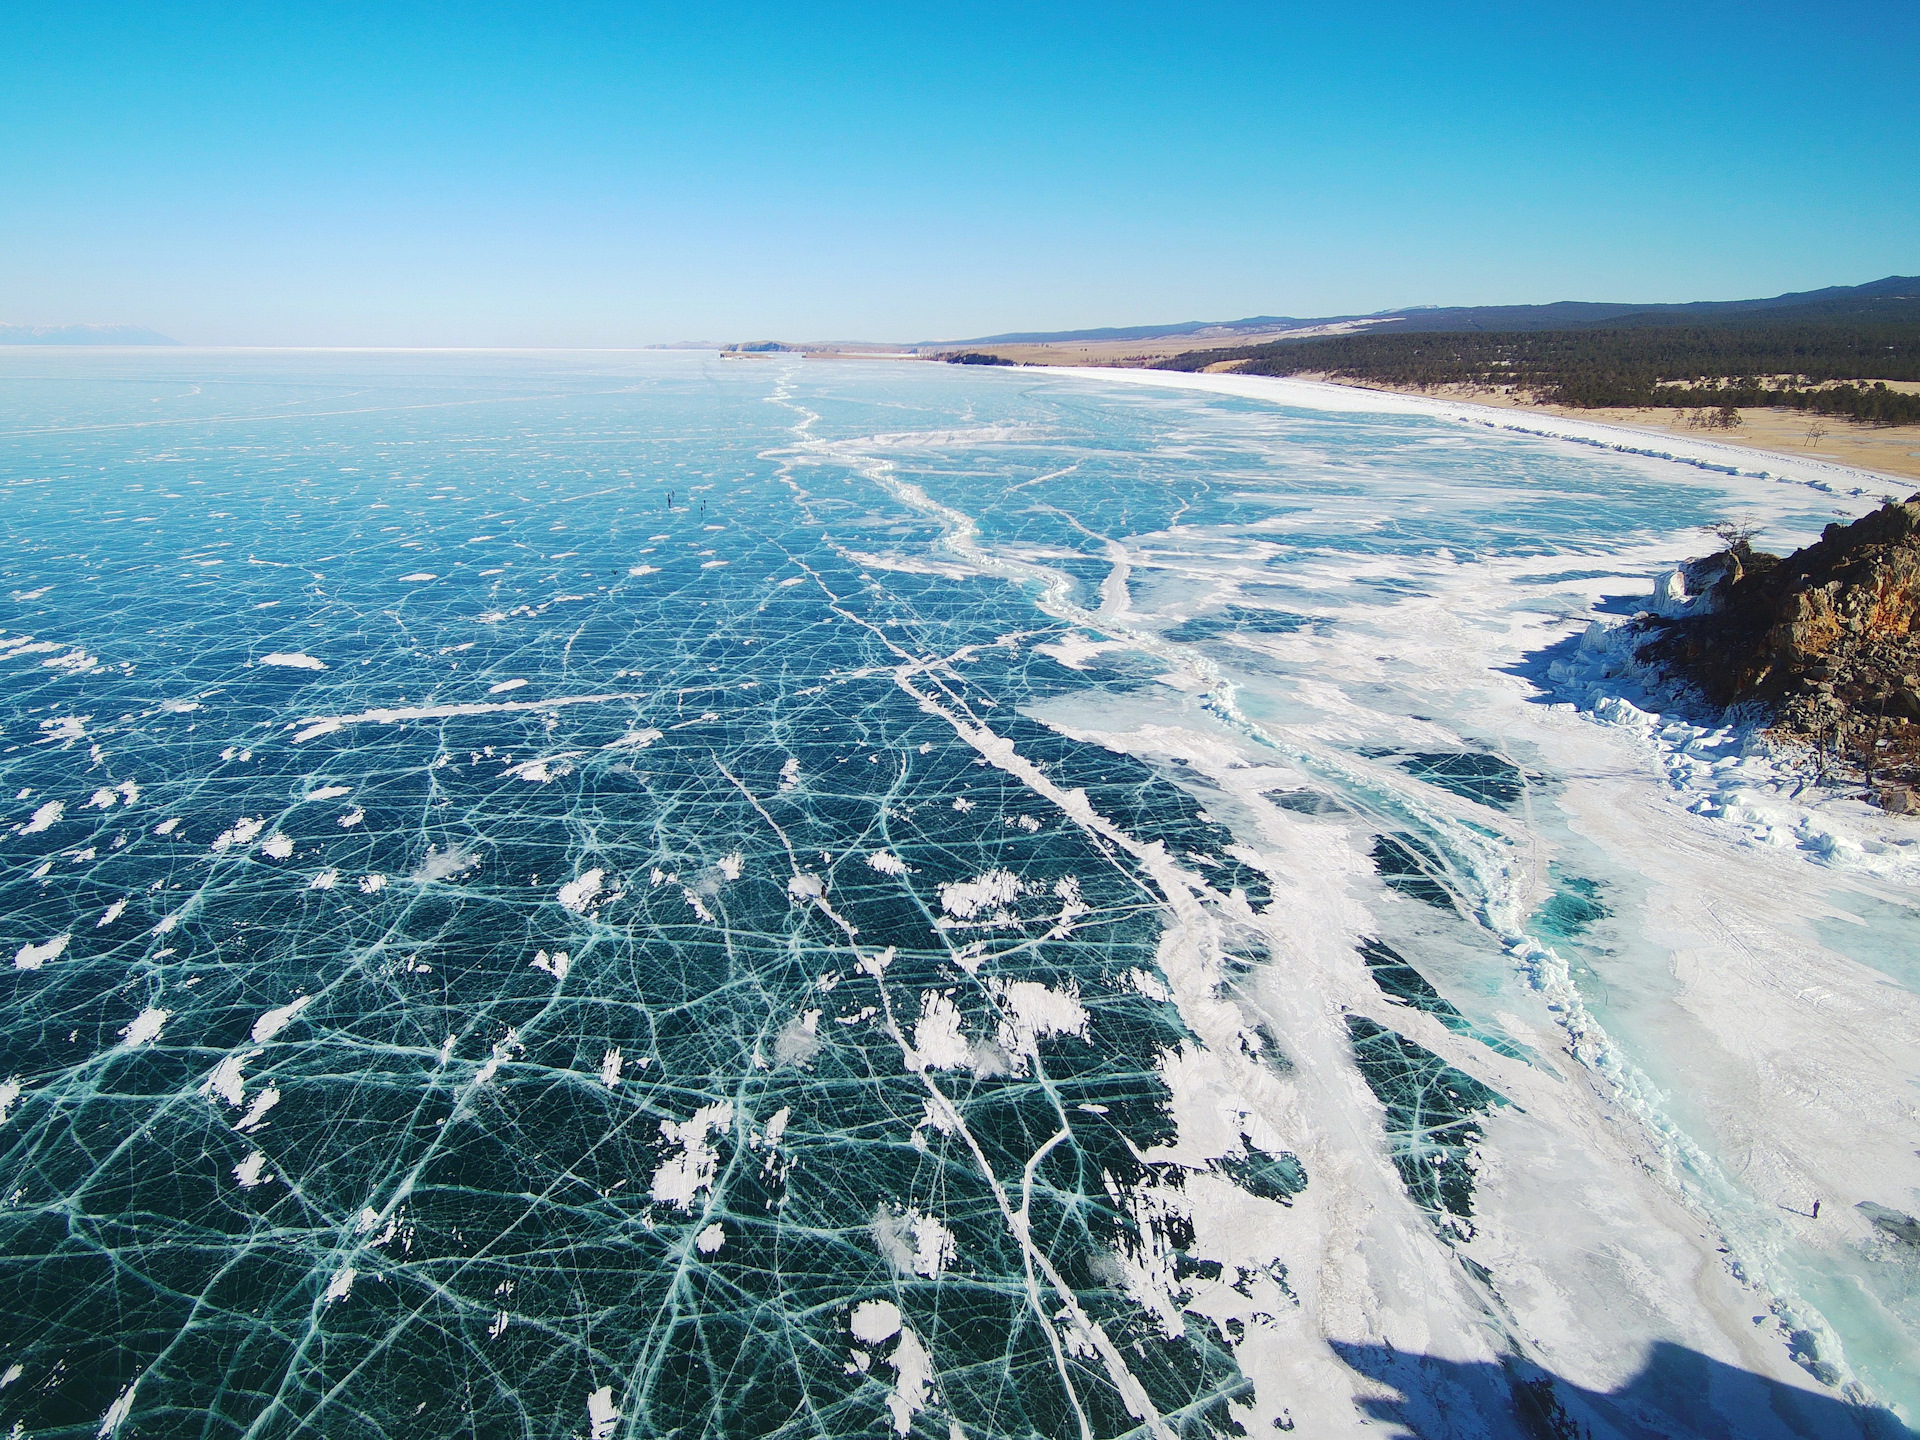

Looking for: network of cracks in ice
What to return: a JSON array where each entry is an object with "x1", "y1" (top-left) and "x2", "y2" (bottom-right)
[
  {"x1": 0, "y1": 354, "x2": 1811, "y2": 1438},
  {"x1": 0, "y1": 357, "x2": 1452, "y2": 1440},
  {"x1": 4, "y1": 687, "x2": 1270, "y2": 1437}
]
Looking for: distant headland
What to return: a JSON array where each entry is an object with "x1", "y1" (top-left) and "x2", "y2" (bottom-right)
[{"x1": 0, "y1": 323, "x2": 179, "y2": 346}]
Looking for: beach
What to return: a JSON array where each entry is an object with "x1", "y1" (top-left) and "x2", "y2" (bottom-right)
[
  {"x1": 1041, "y1": 363, "x2": 1920, "y2": 496},
  {"x1": 1276, "y1": 375, "x2": 1920, "y2": 487}
]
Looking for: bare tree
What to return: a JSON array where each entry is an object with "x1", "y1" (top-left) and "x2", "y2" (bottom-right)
[{"x1": 1702, "y1": 517, "x2": 1762, "y2": 551}]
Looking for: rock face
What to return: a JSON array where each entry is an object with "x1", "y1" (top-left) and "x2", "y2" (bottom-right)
[{"x1": 1642, "y1": 495, "x2": 1920, "y2": 806}]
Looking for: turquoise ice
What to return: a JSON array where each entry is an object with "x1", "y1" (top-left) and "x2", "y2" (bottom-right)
[{"x1": 0, "y1": 351, "x2": 1913, "y2": 1439}]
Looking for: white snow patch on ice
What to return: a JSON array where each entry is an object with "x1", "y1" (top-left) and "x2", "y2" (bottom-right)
[
  {"x1": 119, "y1": 1007, "x2": 170, "y2": 1047},
  {"x1": 1125, "y1": 966, "x2": 1172, "y2": 1004},
  {"x1": 234, "y1": 1087, "x2": 280, "y2": 1132},
  {"x1": 649, "y1": 1102, "x2": 734, "y2": 1209},
  {"x1": 937, "y1": 868, "x2": 1020, "y2": 919},
  {"x1": 840, "y1": 549, "x2": 974, "y2": 580},
  {"x1": 884, "y1": 1327, "x2": 933, "y2": 1435},
  {"x1": 291, "y1": 691, "x2": 646, "y2": 743},
  {"x1": 97, "y1": 1377, "x2": 140, "y2": 1436},
  {"x1": 872, "y1": 1206, "x2": 957, "y2": 1277},
  {"x1": 472, "y1": 1030, "x2": 522, "y2": 1086},
  {"x1": 587, "y1": 1386, "x2": 621, "y2": 1440},
  {"x1": 411, "y1": 842, "x2": 480, "y2": 881},
  {"x1": 210, "y1": 816, "x2": 265, "y2": 854},
  {"x1": 556, "y1": 868, "x2": 606, "y2": 913},
  {"x1": 773, "y1": 1009, "x2": 823, "y2": 1066},
  {"x1": 603, "y1": 728, "x2": 663, "y2": 750},
  {"x1": 261, "y1": 652, "x2": 327, "y2": 670},
  {"x1": 17, "y1": 800, "x2": 63, "y2": 835},
  {"x1": 850, "y1": 1298, "x2": 902, "y2": 1344},
  {"x1": 38, "y1": 716, "x2": 87, "y2": 745},
  {"x1": 991, "y1": 979, "x2": 1089, "y2": 1069},
  {"x1": 763, "y1": 1106, "x2": 791, "y2": 1147},
  {"x1": 506, "y1": 754, "x2": 578, "y2": 782},
  {"x1": 252, "y1": 995, "x2": 312, "y2": 1044},
  {"x1": 1048, "y1": 874, "x2": 1090, "y2": 936},
  {"x1": 907, "y1": 991, "x2": 972, "y2": 1071},
  {"x1": 200, "y1": 1054, "x2": 251, "y2": 1107},
  {"x1": 14, "y1": 933, "x2": 70, "y2": 970},
  {"x1": 1036, "y1": 632, "x2": 1130, "y2": 670}
]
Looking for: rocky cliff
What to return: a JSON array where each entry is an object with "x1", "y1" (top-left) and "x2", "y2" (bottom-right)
[{"x1": 1641, "y1": 495, "x2": 1920, "y2": 810}]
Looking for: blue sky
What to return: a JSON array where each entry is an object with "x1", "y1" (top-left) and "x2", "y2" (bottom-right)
[{"x1": 2, "y1": 2, "x2": 1915, "y2": 345}]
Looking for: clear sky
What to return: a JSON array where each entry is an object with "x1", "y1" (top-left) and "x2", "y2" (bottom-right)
[{"x1": 3, "y1": 2, "x2": 1915, "y2": 346}]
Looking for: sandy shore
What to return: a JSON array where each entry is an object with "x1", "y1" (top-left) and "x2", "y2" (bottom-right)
[
  {"x1": 1067, "y1": 362, "x2": 1920, "y2": 487},
  {"x1": 1279, "y1": 375, "x2": 1920, "y2": 487}
]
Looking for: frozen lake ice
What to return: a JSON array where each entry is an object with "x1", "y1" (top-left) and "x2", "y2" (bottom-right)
[{"x1": 0, "y1": 349, "x2": 1915, "y2": 1438}]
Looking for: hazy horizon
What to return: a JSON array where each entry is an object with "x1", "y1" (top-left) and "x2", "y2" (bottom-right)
[{"x1": 10, "y1": 266, "x2": 1917, "y2": 353}]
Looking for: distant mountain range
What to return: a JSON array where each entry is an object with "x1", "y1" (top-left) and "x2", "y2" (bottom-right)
[
  {"x1": 0, "y1": 323, "x2": 179, "y2": 346},
  {"x1": 933, "y1": 275, "x2": 1920, "y2": 348}
]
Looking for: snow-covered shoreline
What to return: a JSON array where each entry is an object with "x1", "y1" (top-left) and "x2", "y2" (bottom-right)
[
  {"x1": 1037, "y1": 365, "x2": 1914, "y2": 502},
  {"x1": 931, "y1": 365, "x2": 1920, "y2": 1424},
  {"x1": 1029, "y1": 362, "x2": 1920, "y2": 879}
]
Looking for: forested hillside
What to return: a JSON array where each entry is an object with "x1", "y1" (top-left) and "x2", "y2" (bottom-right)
[{"x1": 1158, "y1": 318, "x2": 1920, "y2": 424}]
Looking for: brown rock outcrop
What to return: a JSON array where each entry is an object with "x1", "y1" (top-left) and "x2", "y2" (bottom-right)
[{"x1": 1640, "y1": 495, "x2": 1920, "y2": 805}]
